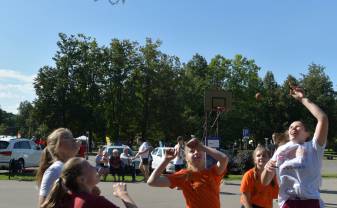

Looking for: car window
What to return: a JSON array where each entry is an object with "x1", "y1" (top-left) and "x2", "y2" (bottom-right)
[
  {"x1": 157, "y1": 148, "x2": 163, "y2": 157},
  {"x1": 117, "y1": 148, "x2": 123, "y2": 155},
  {"x1": 151, "y1": 148, "x2": 158, "y2": 155},
  {"x1": 0, "y1": 141, "x2": 9, "y2": 149},
  {"x1": 127, "y1": 148, "x2": 133, "y2": 155},
  {"x1": 21, "y1": 141, "x2": 31, "y2": 149},
  {"x1": 29, "y1": 141, "x2": 38, "y2": 150},
  {"x1": 107, "y1": 148, "x2": 113, "y2": 155},
  {"x1": 14, "y1": 141, "x2": 22, "y2": 149}
]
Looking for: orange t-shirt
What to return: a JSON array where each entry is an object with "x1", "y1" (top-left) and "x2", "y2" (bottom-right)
[
  {"x1": 240, "y1": 168, "x2": 279, "y2": 208},
  {"x1": 167, "y1": 165, "x2": 225, "y2": 208}
]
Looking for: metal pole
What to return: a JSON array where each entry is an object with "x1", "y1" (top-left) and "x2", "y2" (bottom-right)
[{"x1": 216, "y1": 111, "x2": 219, "y2": 137}]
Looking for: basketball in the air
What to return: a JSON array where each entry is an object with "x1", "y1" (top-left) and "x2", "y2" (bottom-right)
[{"x1": 255, "y1": 92, "x2": 262, "y2": 100}]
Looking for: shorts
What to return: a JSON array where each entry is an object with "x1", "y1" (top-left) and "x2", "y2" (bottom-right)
[
  {"x1": 241, "y1": 205, "x2": 263, "y2": 208},
  {"x1": 283, "y1": 199, "x2": 320, "y2": 208},
  {"x1": 141, "y1": 158, "x2": 149, "y2": 165}
]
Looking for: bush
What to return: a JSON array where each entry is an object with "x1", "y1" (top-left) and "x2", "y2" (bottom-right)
[{"x1": 229, "y1": 150, "x2": 254, "y2": 174}]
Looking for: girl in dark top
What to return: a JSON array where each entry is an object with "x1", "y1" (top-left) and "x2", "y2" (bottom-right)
[{"x1": 41, "y1": 157, "x2": 137, "y2": 208}]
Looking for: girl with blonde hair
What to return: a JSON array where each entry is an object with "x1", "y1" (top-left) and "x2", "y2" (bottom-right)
[
  {"x1": 240, "y1": 145, "x2": 278, "y2": 208},
  {"x1": 147, "y1": 137, "x2": 228, "y2": 208},
  {"x1": 36, "y1": 128, "x2": 80, "y2": 206}
]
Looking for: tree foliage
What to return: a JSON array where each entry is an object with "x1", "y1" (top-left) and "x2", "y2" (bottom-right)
[{"x1": 4, "y1": 33, "x2": 336, "y2": 150}]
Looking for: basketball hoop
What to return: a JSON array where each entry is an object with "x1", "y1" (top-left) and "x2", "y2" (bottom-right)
[{"x1": 203, "y1": 88, "x2": 232, "y2": 139}]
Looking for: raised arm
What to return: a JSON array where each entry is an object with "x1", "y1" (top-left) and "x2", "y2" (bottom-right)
[
  {"x1": 261, "y1": 159, "x2": 276, "y2": 185},
  {"x1": 186, "y1": 138, "x2": 228, "y2": 175},
  {"x1": 290, "y1": 85, "x2": 329, "y2": 146},
  {"x1": 147, "y1": 149, "x2": 176, "y2": 187}
]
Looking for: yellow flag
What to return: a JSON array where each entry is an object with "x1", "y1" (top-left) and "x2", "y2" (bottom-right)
[{"x1": 106, "y1": 136, "x2": 111, "y2": 145}]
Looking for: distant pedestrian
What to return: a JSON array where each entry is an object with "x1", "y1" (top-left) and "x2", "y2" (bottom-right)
[
  {"x1": 173, "y1": 136, "x2": 185, "y2": 172},
  {"x1": 134, "y1": 137, "x2": 150, "y2": 181}
]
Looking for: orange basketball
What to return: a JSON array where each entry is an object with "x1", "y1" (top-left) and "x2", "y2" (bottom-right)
[{"x1": 255, "y1": 92, "x2": 262, "y2": 100}]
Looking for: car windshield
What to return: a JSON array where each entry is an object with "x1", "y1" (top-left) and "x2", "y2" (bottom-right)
[{"x1": 0, "y1": 141, "x2": 9, "y2": 149}]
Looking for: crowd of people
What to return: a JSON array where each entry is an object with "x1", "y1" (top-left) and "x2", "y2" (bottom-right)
[{"x1": 34, "y1": 85, "x2": 328, "y2": 208}]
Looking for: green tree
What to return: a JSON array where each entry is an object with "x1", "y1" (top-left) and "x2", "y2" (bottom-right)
[
  {"x1": 16, "y1": 101, "x2": 35, "y2": 137},
  {"x1": 300, "y1": 64, "x2": 336, "y2": 144}
]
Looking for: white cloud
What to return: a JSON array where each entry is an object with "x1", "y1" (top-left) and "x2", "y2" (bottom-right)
[
  {"x1": 0, "y1": 69, "x2": 35, "y2": 83},
  {"x1": 0, "y1": 69, "x2": 36, "y2": 114}
]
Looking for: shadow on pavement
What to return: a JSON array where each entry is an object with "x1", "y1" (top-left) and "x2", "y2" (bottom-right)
[
  {"x1": 220, "y1": 191, "x2": 239, "y2": 195},
  {"x1": 224, "y1": 182, "x2": 241, "y2": 186},
  {"x1": 320, "y1": 189, "x2": 337, "y2": 194},
  {"x1": 325, "y1": 203, "x2": 337, "y2": 208}
]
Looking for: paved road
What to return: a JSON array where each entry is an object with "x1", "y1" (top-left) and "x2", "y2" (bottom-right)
[
  {"x1": 322, "y1": 159, "x2": 337, "y2": 174},
  {"x1": 0, "y1": 156, "x2": 336, "y2": 207},
  {"x1": 1, "y1": 178, "x2": 337, "y2": 208}
]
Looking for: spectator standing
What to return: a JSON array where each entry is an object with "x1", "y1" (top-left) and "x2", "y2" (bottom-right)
[
  {"x1": 173, "y1": 136, "x2": 185, "y2": 172},
  {"x1": 135, "y1": 137, "x2": 150, "y2": 181}
]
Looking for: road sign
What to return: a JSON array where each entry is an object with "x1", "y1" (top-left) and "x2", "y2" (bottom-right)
[
  {"x1": 205, "y1": 136, "x2": 220, "y2": 168},
  {"x1": 206, "y1": 136, "x2": 220, "y2": 148},
  {"x1": 243, "y1": 128, "x2": 250, "y2": 137}
]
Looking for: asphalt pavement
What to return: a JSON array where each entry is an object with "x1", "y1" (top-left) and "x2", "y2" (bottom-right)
[
  {"x1": 1, "y1": 178, "x2": 337, "y2": 208},
  {"x1": 0, "y1": 155, "x2": 336, "y2": 208}
]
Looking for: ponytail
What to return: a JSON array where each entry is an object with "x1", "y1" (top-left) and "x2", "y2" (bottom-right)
[
  {"x1": 36, "y1": 148, "x2": 53, "y2": 187},
  {"x1": 41, "y1": 178, "x2": 68, "y2": 208}
]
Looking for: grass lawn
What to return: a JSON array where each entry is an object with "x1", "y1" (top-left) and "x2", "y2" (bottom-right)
[
  {"x1": 1, "y1": 172, "x2": 336, "y2": 182},
  {"x1": 0, "y1": 172, "x2": 145, "y2": 182}
]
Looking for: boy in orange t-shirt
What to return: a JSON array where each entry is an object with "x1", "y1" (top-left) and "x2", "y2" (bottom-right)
[
  {"x1": 147, "y1": 137, "x2": 228, "y2": 208},
  {"x1": 240, "y1": 145, "x2": 278, "y2": 208}
]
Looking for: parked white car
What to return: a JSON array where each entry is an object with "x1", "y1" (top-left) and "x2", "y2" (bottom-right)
[
  {"x1": 0, "y1": 137, "x2": 42, "y2": 170},
  {"x1": 151, "y1": 147, "x2": 175, "y2": 173}
]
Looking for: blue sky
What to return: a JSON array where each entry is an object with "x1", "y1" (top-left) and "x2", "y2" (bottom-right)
[{"x1": 0, "y1": 0, "x2": 336, "y2": 114}]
